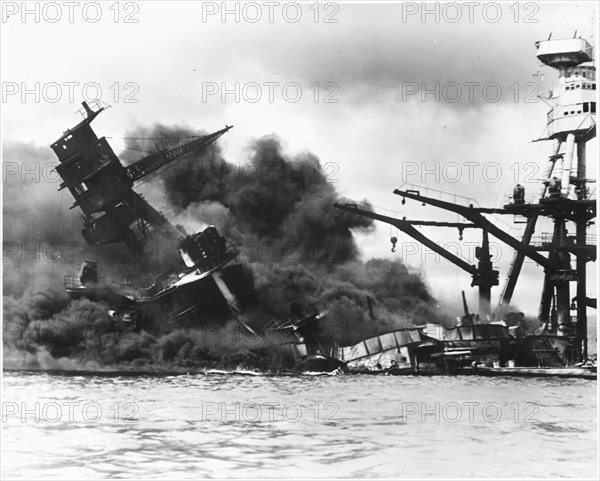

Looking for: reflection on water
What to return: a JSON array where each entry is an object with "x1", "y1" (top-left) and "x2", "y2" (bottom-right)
[{"x1": 2, "y1": 372, "x2": 597, "y2": 479}]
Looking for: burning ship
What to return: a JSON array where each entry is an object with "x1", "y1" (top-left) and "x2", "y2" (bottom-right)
[
  {"x1": 51, "y1": 101, "x2": 257, "y2": 337},
  {"x1": 331, "y1": 34, "x2": 597, "y2": 378},
  {"x1": 48, "y1": 34, "x2": 596, "y2": 379}
]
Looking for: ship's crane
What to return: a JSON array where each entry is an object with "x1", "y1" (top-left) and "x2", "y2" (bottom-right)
[
  {"x1": 393, "y1": 187, "x2": 554, "y2": 269},
  {"x1": 56, "y1": 102, "x2": 232, "y2": 208},
  {"x1": 125, "y1": 125, "x2": 232, "y2": 183},
  {"x1": 390, "y1": 175, "x2": 595, "y2": 361},
  {"x1": 51, "y1": 101, "x2": 234, "y2": 278},
  {"x1": 334, "y1": 35, "x2": 596, "y2": 363},
  {"x1": 333, "y1": 199, "x2": 499, "y2": 318},
  {"x1": 53, "y1": 102, "x2": 257, "y2": 336}
]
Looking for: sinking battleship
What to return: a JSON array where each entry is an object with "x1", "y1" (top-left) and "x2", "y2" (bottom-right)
[
  {"x1": 330, "y1": 34, "x2": 597, "y2": 378},
  {"x1": 51, "y1": 101, "x2": 258, "y2": 337},
  {"x1": 267, "y1": 293, "x2": 519, "y2": 375},
  {"x1": 50, "y1": 35, "x2": 596, "y2": 378}
]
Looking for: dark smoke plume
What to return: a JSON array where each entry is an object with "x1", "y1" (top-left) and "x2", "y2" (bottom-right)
[
  {"x1": 128, "y1": 126, "x2": 447, "y2": 343},
  {"x1": 3, "y1": 125, "x2": 448, "y2": 372}
]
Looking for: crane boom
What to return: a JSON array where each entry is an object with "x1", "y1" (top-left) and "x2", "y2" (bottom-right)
[
  {"x1": 125, "y1": 125, "x2": 233, "y2": 182},
  {"x1": 334, "y1": 198, "x2": 499, "y2": 318},
  {"x1": 333, "y1": 200, "x2": 476, "y2": 273},
  {"x1": 394, "y1": 188, "x2": 553, "y2": 270}
]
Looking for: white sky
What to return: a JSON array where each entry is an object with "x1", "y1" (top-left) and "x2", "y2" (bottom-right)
[{"x1": 1, "y1": 0, "x2": 598, "y2": 316}]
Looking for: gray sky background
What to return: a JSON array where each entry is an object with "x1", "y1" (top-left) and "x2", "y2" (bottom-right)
[{"x1": 2, "y1": 1, "x2": 598, "y2": 316}]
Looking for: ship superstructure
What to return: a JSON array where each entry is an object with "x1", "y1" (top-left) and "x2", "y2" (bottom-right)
[
  {"x1": 510, "y1": 36, "x2": 596, "y2": 359},
  {"x1": 52, "y1": 102, "x2": 257, "y2": 335},
  {"x1": 333, "y1": 34, "x2": 597, "y2": 368}
]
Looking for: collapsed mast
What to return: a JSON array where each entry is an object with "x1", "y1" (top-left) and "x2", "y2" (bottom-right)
[{"x1": 50, "y1": 101, "x2": 232, "y2": 278}]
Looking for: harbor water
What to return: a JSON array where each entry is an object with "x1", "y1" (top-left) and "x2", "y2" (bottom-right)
[{"x1": 2, "y1": 371, "x2": 597, "y2": 479}]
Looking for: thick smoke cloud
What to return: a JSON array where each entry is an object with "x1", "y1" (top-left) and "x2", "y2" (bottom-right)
[
  {"x1": 127, "y1": 126, "x2": 374, "y2": 264},
  {"x1": 4, "y1": 125, "x2": 449, "y2": 371},
  {"x1": 128, "y1": 125, "x2": 449, "y2": 343}
]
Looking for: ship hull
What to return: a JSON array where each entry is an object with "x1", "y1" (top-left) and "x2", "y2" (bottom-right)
[{"x1": 67, "y1": 263, "x2": 257, "y2": 335}]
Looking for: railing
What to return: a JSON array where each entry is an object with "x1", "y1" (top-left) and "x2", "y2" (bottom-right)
[
  {"x1": 504, "y1": 187, "x2": 597, "y2": 204},
  {"x1": 64, "y1": 276, "x2": 83, "y2": 290},
  {"x1": 529, "y1": 233, "x2": 596, "y2": 247},
  {"x1": 64, "y1": 275, "x2": 105, "y2": 290},
  {"x1": 77, "y1": 99, "x2": 108, "y2": 119},
  {"x1": 530, "y1": 232, "x2": 558, "y2": 247}
]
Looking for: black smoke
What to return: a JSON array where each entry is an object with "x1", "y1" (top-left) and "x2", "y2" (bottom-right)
[
  {"x1": 3, "y1": 125, "x2": 448, "y2": 371},
  {"x1": 129, "y1": 125, "x2": 448, "y2": 344}
]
